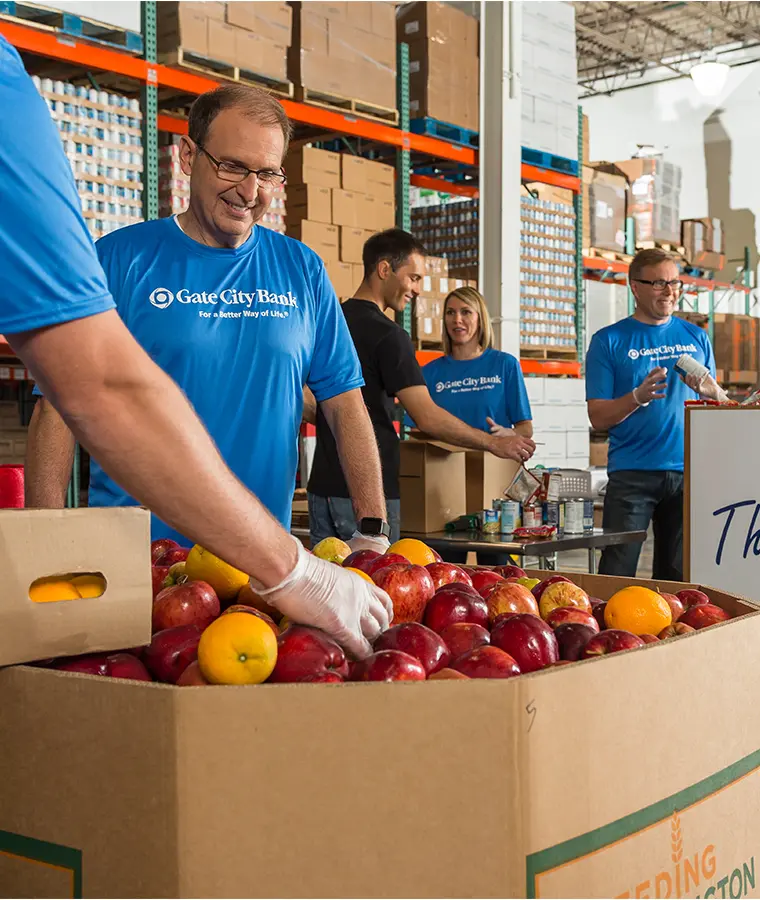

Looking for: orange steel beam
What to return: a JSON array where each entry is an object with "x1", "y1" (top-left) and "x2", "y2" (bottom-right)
[
  {"x1": 522, "y1": 164, "x2": 581, "y2": 193},
  {"x1": 582, "y1": 255, "x2": 629, "y2": 275},
  {"x1": 157, "y1": 113, "x2": 188, "y2": 134},
  {"x1": 410, "y1": 174, "x2": 479, "y2": 198}
]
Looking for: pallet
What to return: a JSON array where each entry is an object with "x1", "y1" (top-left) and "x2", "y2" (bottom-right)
[
  {"x1": 413, "y1": 339, "x2": 444, "y2": 352},
  {"x1": 0, "y1": 0, "x2": 143, "y2": 52},
  {"x1": 636, "y1": 240, "x2": 687, "y2": 257},
  {"x1": 294, "y1": 85, "x2": 398, "y2": 126},
  {"x1": 521, "y1": 147, "x2": 579, "y2": 177},
  {"x1": 583, "y1": 247, "x2": 633, "y2": 265},
  {"x1": 520, "y1": 347, "x2": 578, "y2": 361},
  {"x1": 409, "y1": 117, "x2": 478, "y2": 149},
  {"x1": 682, "y1": 264, "x2": 718, "y2": 280},
  {"x1": 159, "y1": 49, "x2": 294, "y2": 98}
]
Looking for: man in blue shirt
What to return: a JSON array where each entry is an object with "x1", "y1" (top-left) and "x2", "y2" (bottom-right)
[
  {"x1": 586, "y1": 248, "x2": 724, "y2": 580},
  {"x1": 4, "y1": 37, "x2": 390, "y2": 657}
]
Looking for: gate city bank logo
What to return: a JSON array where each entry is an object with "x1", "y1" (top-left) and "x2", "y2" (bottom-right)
[
  {"x1": 627, "y1": 343, "x2": 698, "y2": 363},
  {"x1": 148, "y1": 286, "x2": 299, "y2": 313},
  {"x1": 149, "y1": 287, "x2": 174, "y2": 309}
]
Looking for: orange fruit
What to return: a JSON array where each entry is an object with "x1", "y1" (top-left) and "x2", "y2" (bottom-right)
[
  {"x1": 236, "y1": 582, "x2": 280, "y2": 620},
  {"x1": 70, "y1": 574, "x2": 106, "y2": 598},
  {"x1": 185, "y1": 545, "x2": 249, "y2": 602},
  {"x1": 345, "y1": 566, "x2": 374, "y2": 583},
  {"x1": 604, "y1": 586, "x2": 673, "y2": 636},
  {"x1": 29, "y1": 578, "x2": 81, "y2": 603},
  {"x1": 388, "y1": 538, "x2": 437, "y2": 567},
  {"x1": 197, "y1": 612, "x2": 278, "y2": 685}
]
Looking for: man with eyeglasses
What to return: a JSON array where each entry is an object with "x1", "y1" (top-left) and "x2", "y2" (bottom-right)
[
  {"x1": 585, "y1": 248, "x2": 724, "y2": 581},
  {"x1": 27, "y1": 81, "x2": 392, "y2": 554}
]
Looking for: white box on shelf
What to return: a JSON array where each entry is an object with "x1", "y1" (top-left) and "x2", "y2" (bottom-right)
[
  {"x1": 532, "y1": 406, "x2": 566, "y2": 434},
  {"x1": 566, "y1": 407, "x2": 590, "y2": 432},
  {"x1": 521, "y1": 95, "x2": 535, "y2": 124},
  {"x1": 545, "y1": 379, "x2": 586, "y2": 406},
  {"x1": 567, "y1": 430, "x2": 590, "y2": 457},
  {"x1": 524, "y1": 377, "x2": 545, "y2": 407},
  {"x1": 534, "y1": 98, "x2": 558, "y2": 127}
]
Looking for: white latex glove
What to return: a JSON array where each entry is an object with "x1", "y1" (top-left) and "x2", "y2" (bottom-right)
[
  {"x1": 348, "y1": 530, "x2": 391, "y2": 555},
  {"x1": 254, "y1": 536, "x2": 393, "y2": 659},
  {"x1": 684, "y1": 372, "x2": 729, "y2": 403},
  {"x1": 486, "y1": 417, "x2": 516, "y2": 438}
]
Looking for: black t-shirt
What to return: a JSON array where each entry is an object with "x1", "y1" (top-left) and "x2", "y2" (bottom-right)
[{"x1": 308, "y1": 299, "x2": 426, "y2": 499}]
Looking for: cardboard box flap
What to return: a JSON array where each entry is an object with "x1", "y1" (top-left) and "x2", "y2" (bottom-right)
[
  {"x1": 408, "y1": 436, "x2": 466, "y2": 454},
  {"x1": 0, "y1": 508, "x2": 152, "y2": 666}
]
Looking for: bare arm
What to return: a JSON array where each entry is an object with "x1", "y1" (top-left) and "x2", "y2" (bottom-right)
[
  {"x1": 514, "y1": 419, "x2": 533, "y2": 438},
  {"x1": 24, "y1": 396, "x2": 76, "y2": 508},
  {"x1": 302, "y1": 385, "x2": 317, "y2": 425},
  {"x1": 10, "y1": 311, "x2": 297, "y2": 588},
  {"x1": 320, "y1": 388, "x2": 386, "y2": 521},
  {"x1": 588, "y1": 367, "x2": 668, "y2": 432},
  {"x1": 398, "y1": 385, "x2": 535, "y2": 462}
]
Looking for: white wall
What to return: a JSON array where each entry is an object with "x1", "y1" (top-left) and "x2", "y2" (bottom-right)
[{"x1": 40, "y1": 1, "x2": 140, "y2": 31}]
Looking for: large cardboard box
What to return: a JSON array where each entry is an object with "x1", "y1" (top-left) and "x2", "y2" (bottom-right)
[
  {"x1": 289, "y1": 220, "x2": 339, "y2": 261},
  {"x1": 681, "y1": 218, "x2": 725, "y2": 270},
  {"x1": 325, "y1": 259, "x2": 355, "y2": 300},
  {"x1": 331, "y1": 188, "x2": 361, "y2": 227},
  {"x1": 234, "y1": 30, "x2": 287, "y2": 78},
  {"x1": 465, "y1": 453, "x2": 521, "y2": 513},
  {"x1": 157, "y1": 2, "x2": 208, "y2": 56},
  {"x1": 399, "y1": 439, "x2": 466, "y2": 532},
  {"x1": 225, "y1": 2, "x2": 292, "y2": 46},
  {"x1": 287, "y1": 146, "x2": 340, "y2": 189},
  {"x1": 286, "y1": 183, "x2": 332, "y2": 225},
  {"x1": 397, "y1": 1, "x2": 477, "y2": 49},
  {"x1": 614, "y1": 157, "x2": 682, "y2": 245},
  {"x1": 0, "y1": 508, "x2": 151, "y2": 667},
  {"x1": 582, "y1": 162, "x2": 628, "y2": 253},
  {"x1": 2, "y1": 576, "x2": 759, "y2": 897},
  {"x1": 206, "y1": 18, "x2": 238, "y2": 64},
  {"x1": 340, "y1": 226, "x2": 373, "y2": 264}
]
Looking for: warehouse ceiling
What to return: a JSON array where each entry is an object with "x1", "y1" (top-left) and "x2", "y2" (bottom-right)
[{"x1": 573, "y1": 1, "x2": 760, "y2": 95}]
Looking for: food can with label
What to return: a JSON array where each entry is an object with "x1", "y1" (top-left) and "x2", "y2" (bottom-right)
[
  {"x1": 500, "y1": 500, "x2": 520, "y2": 534},
  {"x1": 583, "y1": 499, "x2": 595, "y2": 532},
  {"x1": 522, "y1": 504, "x2": 542, "y2": 529},
  {"x1": 564, "y1": 499, "x2": 584, "y2": 534},
  {"x1": 482, "y1": 509, "x2": 500, "y2": 534},
  {"x1": 542, "y1": 500, "x2": 563, "y2": 529}
]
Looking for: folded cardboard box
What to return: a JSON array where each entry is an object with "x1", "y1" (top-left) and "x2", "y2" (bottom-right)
[
  {"x1": 0, "y1": 508, "x2": 151, "y2": 667},
  {"x1": 288, "y1": 220, "x2": 339, "y2": 261},
  {"x1": 2, "y1": 576, "x2": 759, "y2": 897}
]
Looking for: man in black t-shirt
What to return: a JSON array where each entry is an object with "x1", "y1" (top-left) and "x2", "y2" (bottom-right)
[{"x1": 307, "y1": 228, "x2": 535, "y2": 545}]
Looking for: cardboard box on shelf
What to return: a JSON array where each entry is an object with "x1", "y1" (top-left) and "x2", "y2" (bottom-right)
[
  {"x1": 325, "y1": 259, "x2": 355, "y2": 300},
  {"x1": 397, "y1": 1, "x2": 477, "y2": 49},
  {"x1": 399, "y1": 439, "x2": 466, "y2": 532},
  {"x1": 712, "y1": 314, "x2": 759, "y2": 375},
  {"x1": 289, "y1": 220, "x2": 339, "y2": 261},
  {"x1": 614, "y1": 157, "x2": 682, "y2": 245},
  {"x1": 681, "y1": 218, "x2": 725, "y2": 270},
  {"x1": 235, "y1": 31, "x2": 287, "y2": 79},
  {"x1": 331, "y1": 188, "x2": 362, "y2": 228},
  {"x1": 287, "y1": 146, "x2": 340, "y2": 189},
  {"x1": 157, "y1": 3, "x2": 208, "y2": 56},
  {"x1": 207, "y1": 18, "x2": 238, "y2": 64},
  {"x1": 287, "y1": 184, "x2": 332, "y2": 225},
  {"x1": 352, "y1": 263, "x2": 364, "y2": 289},
  {"x1": 2, "y1": 577, "x2": 759, "y2": 897},
  {"x1": 465, "y1": 453, "x2": 521, "y2": 514},
  {"x1": 0, "y1": 508, "x2": 151, "y2": 667},
  {"x1": 582, "y1": 162, "x2": 628, "y2": 254},
  {"x1": 226, "y1": 2, "x2": 293, "y2": 46},
  {"x1": 340, "y1": 226, "x2": 373, "y2": 264}
]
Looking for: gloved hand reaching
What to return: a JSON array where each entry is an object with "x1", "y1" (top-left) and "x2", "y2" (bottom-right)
[
  {"x1": 348, "y1": 530, "x2": 391, "y2": 555},
  {"x1": 254, "y1": 536, "x2": 393, "y2": 658}
]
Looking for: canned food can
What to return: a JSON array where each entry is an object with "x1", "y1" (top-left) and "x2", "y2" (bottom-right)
[
  {"x1": 583, "y1": 499, "x2": 594, "y2": 532},
  {"x1": 564, "y1": 499, "x2": 584, "y2": 534},
  {"x1": 522, "y1": 504, "x2": 542, "y2": 529},
  {"x1": 542, "y1": 500, "x2": 563, "y2": 529},
  {"x1": 482, "y1": 509, "x2": 500, "y2": 534},
  {"x1": 500, "y1": 500, "x2": 520, "y2": 534}
]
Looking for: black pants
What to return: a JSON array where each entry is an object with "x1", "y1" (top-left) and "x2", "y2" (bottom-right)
[
  {"x1": 599, "y1": 470, "x2": 683, "y2": 581},
  {"x1": 440, "y1": 548, "x2": 513, "y2": 567}
]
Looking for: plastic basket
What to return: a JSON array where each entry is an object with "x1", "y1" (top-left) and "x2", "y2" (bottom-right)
[{"x1": 554, "y1": 469, "x2": 593, "y2": 500}]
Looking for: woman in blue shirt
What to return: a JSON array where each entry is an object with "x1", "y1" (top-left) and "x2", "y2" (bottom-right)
[{"x1": 420, "y1": 286, "x2": 533, "y2": 564}]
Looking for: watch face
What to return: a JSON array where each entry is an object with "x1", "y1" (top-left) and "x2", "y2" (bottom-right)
[{"x1": 360, "y1": 518, "x2": 390, "y2": 538}]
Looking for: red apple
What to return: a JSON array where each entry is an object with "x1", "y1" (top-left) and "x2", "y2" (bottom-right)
[
  {"x1": 364, "y1": 553, "x2": 408, "y2": 578},
  {"x1": 372, "y1": 563, "x2": 435, "y2": 624},
  {"x1": 353, "y1": 650, "x2": 426, "y2": 682},
  {"x1": 434, "y1": 581, "x2": 481, "y2": 599},
  {"x1": 494, "y1": 565, "x2": 527, "y2": 579},
  {"x1": 152, "y1": 565, "x2": 170, "y2": 599},
  {"x1": 490, "y1": 613, "x2": 558, "y2": 673},
  {"x1": 269, "y1": 625, "x2": 349, "y2": 683},
  {"x1": 592, "y1": 601, "x2": 607, "y2": 630},
  {"x1": 143, "y1": 624, "x2": 201, "y2": 683},
  {"x1": 153, "y1": 581, "x2": 220, "y2": 633},
  {"x1": 155, "y1": 546, "x2": 190, "y2": 567},
  {"x1": 176, "y1": 660, "x2": 209, "y2": 685},
  {"x1": 538, "y1": 582, "x2": 591, "y2": 620},
  {"x1": 485, "y1": 581, "x2": 540, "y2": 622},
  {"x1": 428, "y1": 667, "x2": 469, "y2": 681},
  {"x1": 531, "y1": 575, "x2": 572, "y2": 602},
  {"x1": 658, "y1": 622, "x2": 696, "y2": 639},
  {"x1": 640, "y1": 633, "x2": 660, "y2": 644},
  {"x1": 300, "y1": 672, "x2": 345, "y2": 683},
  {"x1": 554, "y1": 622, "x2": 598, "y2": 661},
  {"x1": 431, "y1": 548, "x2": 443, "y2": 562},
  {"x1": 105, "y1": 652, "x2": 152, "y2": 681},
  {"x1": 677, "y1": 589, "x2": 711, "y2": 610},
  {"x1": 546, "y1": 606, "x2": 599, "y2": 633},
  {"x1": 342, "y1": 549, "x2": 381, "y2": 572},
  {"x1": 469, "y1": 568, "x2": 505, "y2": 598},
  {"x1": 450, "y1": 645, "x2": 521, "y2": 679},
  {"x1": 439, "y1": 623, "x2": 490, "y2": 658},
  {"x1": 679, "y1": 603, "x2": 731, "y2": 630},
  {"x1": 151, "y1": 538, "x2": 179, "y2": 564},
  {"x1": 581, "y1": 629, "x2": 645, "y2": 658},
  {"x1": 54, "y1": 654, "x2": 110, "y2": 676},
  {"x1": 659, "y1": 592, "x2": 684, "y2": 622},
  {"x1": 425, "y1": 561, "x2": 473, "y2": 590},
  {"x1": 373, "y1": 622, "x2": 450, "y2": 675},
  {"x1": 423, "y1": 586, "x2": 489, "y2": 634}
]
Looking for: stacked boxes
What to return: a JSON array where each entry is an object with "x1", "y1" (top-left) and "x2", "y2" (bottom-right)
[
  {"x1": 413, "y1": 258, "x2": 477, "y2": 345},
  {"x1": 712, "y1": 315, "x2": 759, "y2": 381},
  {"x1": 614, "y1": 157, "x2": 682, "y2": 245},
  {"x1": 289, "y1": 2, "x2": 397, "y2": 112},
  {"x1": 158, "y1": 2, "x2": 292, "y2": 83},
  {"x1": 411, "y1": 197, "x2": 479, "y2": 274},
  {"x1": 524, "y1": 378, "x2": 590, "y2": 469},
  {"x1": 397, "y1": 2, "x2": 478, "y2": 131},
  {"x1": 521, "y1": 1, "x2": 578, "y2": 159},
  {"x1": 520, "y1": 184, "x2": 577, "y2": 354},
  {"x1": 286, "y1": 147, "x2": 395, "y2": 299},
  {"x1": 581, "y1": 163, "x2": 628, "y2": 253},
  {"x1": 681, "y1": 218, "x2": 725, "y2": 270},
  {"x1": 32, "y1": 76, "x2": 143, "y2": 240}
]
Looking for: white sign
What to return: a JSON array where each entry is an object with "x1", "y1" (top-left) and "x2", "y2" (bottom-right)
[{"x1": 687, "y1": 407, "x2": 760, "y2": 602}]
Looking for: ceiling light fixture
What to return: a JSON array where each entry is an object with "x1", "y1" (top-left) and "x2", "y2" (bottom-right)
[{"x1": 690, "y1": 53, "x2": 730, "y2": 97}]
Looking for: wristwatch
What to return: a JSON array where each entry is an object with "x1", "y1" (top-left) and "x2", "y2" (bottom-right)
[{"x1": 358, "y1": 517, "x2": 391, "y2": 540}]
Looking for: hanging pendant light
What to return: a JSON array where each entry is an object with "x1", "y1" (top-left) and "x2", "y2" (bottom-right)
[{"x1": 690, "y1": 53, "x2": 730, "y2": 97}]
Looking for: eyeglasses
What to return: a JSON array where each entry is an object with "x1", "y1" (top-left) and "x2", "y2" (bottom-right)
[
  {"x1": 196, "y1": 143, "x2": 286, "y2": 189},
  {"x1": 632, "y1": 278, "x2": 684, "y2": 292}
]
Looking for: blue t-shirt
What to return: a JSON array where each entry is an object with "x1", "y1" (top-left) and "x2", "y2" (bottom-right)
[
  {"x1": 84, "y1": 217, "x2": 362, "y2": 542},
  {"x1": 407, "y1": 348, "x2": 532, "y2": 431},
  {"x1": 586, "y1": 316, "x2": 715, "y2": 472},
  {"x1": 0, "y1": 36, "x2": 114, "y2": 335}
]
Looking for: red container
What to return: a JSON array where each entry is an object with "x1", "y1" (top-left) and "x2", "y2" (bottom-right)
[{"x1": 0, "y1": 465, "x2": 24, "y2": 508}]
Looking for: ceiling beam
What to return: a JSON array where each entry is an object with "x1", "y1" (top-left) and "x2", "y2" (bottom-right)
[
  {"x1": 575, "y1": 20, "x2": 685, "y2": 75},
  {"x1": 694, "y1": 1, "x2": 760, "y2": 45}
]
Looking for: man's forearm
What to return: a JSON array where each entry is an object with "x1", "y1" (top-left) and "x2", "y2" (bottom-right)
[
  {"x1": 417, "y1": 405, "x2": 495, "y2": 452},
  {"x1": 321, "y1": 390, "x2": 387, "y2": 521},
  {"x1": 10, "y1": 312, "x2": 297, "y2": 588},
  {"x1": 24, "y1": 397, "x2": 75, "y2": 507},
  {"x1": 515, "y1": 420, "x2": 533, "y2": 438},
  {"x1": 302, "y1": 385, "x2": 317, "y2": 425},
  {"x1": 588, "y1": 394, "x2": 639, "y2": 431}
]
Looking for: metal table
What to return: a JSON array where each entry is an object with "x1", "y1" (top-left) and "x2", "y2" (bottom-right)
[{"x1": 401, "y1": 528, "x2": 648, "y2": 574}]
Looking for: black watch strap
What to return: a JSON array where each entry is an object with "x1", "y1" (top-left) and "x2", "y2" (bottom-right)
[{"x1": 358, "y1": 517, "x2": 391, "y2": 540}]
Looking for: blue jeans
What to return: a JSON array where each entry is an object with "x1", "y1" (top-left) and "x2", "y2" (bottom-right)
[
  {"x1": 308, "y1": 495, "x2": 401, "y2": 546},
  {"x1": 600, "y1": 470, "x2": 683, "y2": 581}
]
